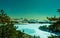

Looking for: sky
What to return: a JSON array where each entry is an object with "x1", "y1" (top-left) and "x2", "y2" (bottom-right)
[{"x1": 0, "y1": 0, "x2": 60, "y2": 20}]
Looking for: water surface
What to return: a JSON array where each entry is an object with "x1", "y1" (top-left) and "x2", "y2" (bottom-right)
[{"x1": 15, "y1": 24, "x2": 56, "y2": 38}]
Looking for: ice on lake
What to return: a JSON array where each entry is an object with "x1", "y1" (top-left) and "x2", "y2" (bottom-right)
[{"x1": 15, "y1": 24, "x2": 56, "y2": 38}]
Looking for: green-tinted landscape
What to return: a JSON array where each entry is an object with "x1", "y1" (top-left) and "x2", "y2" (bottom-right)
[{"x1": 0, "y1": 0, "x2": 60, "y2": 38}]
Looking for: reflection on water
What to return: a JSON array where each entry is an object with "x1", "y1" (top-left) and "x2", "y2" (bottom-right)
[{"x1": 23, "y1": 28, "x2": 35, "y2": 34}]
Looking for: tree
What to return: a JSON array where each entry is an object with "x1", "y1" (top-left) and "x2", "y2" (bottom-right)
[
  {"x1": 0, "y1": 9, "x2": 33, "y2": 38},
  {"x1": 57, "y1": 9, "x2": 60, "y2": 17},
  {"x1": 0, "y1": 9, "x2": 17, "y2": 38}
]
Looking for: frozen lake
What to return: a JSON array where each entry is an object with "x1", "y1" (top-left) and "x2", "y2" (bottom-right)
[{"x1": 15, "y1": 23, "x2": 56, "y2": 38}]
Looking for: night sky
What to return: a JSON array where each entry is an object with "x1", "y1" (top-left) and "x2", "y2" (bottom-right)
[{"x1": 0, "y1": 0, "x2": 60, "y2": 20}]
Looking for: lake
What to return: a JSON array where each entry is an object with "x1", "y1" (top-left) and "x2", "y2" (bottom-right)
[{"x1": 15, "y1": 23, "x2": 56, "y2": 38}]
